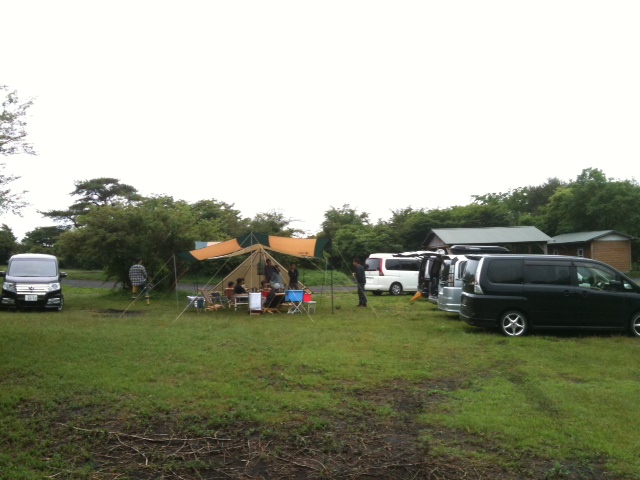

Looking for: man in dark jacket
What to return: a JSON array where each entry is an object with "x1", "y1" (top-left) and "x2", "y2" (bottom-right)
[
  {"x1": 429, "y1": 256, "x2": 443, "y2": 297},
  {"x1": 353, "y1": 258, "x2": 367, "y2": 307},
  {"x1": 264, "y1": 258, "x2": 279, "y2": 284},
  {"x1": 288, "y1": 263, "x2": 300, "y2": 290}
]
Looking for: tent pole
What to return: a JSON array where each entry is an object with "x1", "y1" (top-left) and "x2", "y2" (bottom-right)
[
  {"x1": 327, "y1": 258, "x2": 334, "y2": 314},
  {"x1": 173, "y1": 255, "x2": 179, "y2": 309}
]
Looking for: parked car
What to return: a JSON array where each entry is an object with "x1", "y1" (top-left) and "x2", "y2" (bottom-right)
[
  {"x1": 364, "y1": 252, "x2": 425, "y2": 296},
  {"x1": 0, "y1": 253, "x2": 67, "y2": 311},
  {"x1": 436, "y1": 246, "x2": 510, "y2": 312},
  {"x1": 459, "y1": 254, "x2": 640, "y2": 337}
]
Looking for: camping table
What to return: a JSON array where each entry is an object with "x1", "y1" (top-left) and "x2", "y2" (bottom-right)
[{"x1": 234, "y1": 294, "x2": 249, "y2": 310}]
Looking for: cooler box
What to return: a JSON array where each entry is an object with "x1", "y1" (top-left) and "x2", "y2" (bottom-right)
[
  {"x1": 303, "y1": 293, "x2": 312, "y2": 302},
  {"x1": 187, "y1": 296, "x2": 205, "y2": 308},
  {"x1": 285, "y1": 290, "x2": 304, "y2": 302}
]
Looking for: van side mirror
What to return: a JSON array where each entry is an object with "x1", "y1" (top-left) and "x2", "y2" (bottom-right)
[
  {"x1": 0, "y1": 271, "x2": 5, "y2": 278},
  {"x1": 60, "y1": 272, "x2": 68, "y2": 278}
]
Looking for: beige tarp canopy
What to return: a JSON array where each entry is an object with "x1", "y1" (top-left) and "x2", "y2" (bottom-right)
[
  {"x1": 208, "y1": 243, "x2": 300, "y2": 292},
  {"x1": 178, "y1": 233, "x2": 329, "y2": 292}
]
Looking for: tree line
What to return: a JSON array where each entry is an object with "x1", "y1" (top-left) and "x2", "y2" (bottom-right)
[
  {"x1": 3, "y1": 87, "x2": 640, "y2": 287},
  {"x1": 0, "y1": 167, "x2": 637, "y2": 288}
]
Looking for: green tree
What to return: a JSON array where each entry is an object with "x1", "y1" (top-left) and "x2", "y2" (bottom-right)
[
  {"x1": 0, "y1": 86, "x2": 34, "y2": 156},
  {"x1": 248, "y1": 210, "x2": 300, "y2": 237},
  {"x1": 320, "y1": 204, "x2": 370, "y2": 240},
  {"x1": 191, "y1": 199, "x2": 249, "y2": 238},
  {"x1": 0, "y1": 86, "x2": 33, "y2": 216},
  {"x1": 0, "y1": 224, "x2": 17, "y2": 263},
  {"x1": 42, "y1": 177, "x2": 142, "y2": 228},
  {"x1": 543, "y1": 169, "x2": 640, "y2": 240},
  {"x1": 57, "y1": 196, "x2": 225, "y2": 287},
  {"x1": 506, "y1": 178, "x2": 566, "y2": 219},
  {"x1": 390, "y1": 203, "x2": 515, "y2": 251},
  {"x1": 330, "y1": 223, "x2": 394, "y2": 271},
  {"x1": 21, "y1": 226, "x2": 68, "y2": 253},
  {"x1": 383, "y1": 207, "x2": 423, "y2": 250}
]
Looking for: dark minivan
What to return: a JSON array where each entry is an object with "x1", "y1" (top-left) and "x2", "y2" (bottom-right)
[
  {"x1": 459, "y1": 254, "x2": 640, "y2": 337},
  {"x1": 1, "y1": 253, "x2": 67, "y2": 311}
]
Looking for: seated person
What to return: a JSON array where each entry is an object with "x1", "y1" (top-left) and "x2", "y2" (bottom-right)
[
  {"x1": 261, "y1": 280, "x2": 271, "y2": 299},
  {"x1": 263, "y1": 289, "x2": 285, "y2": 309},
  {"x1": 234, "y1": 278, "x2": 247, "y2": 294},
  {"x1": 224, "y1": 281, "x2": 236, "y2": 301}
]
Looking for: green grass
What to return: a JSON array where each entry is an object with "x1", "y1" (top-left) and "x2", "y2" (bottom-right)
[{"x1": 1, "y1": 287, "x2": 640, "y2": 478}]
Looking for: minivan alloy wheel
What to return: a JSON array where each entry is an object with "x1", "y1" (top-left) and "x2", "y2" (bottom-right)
[
  {"x1": 499, "y1": 310, "x2": 528, "y2": 337},
  {"x1": 389, "y1": 282, "x2": 403, "y2": 296},
  {"x1": 630, "y1": 312, "x2": 640, "y2": 337}
]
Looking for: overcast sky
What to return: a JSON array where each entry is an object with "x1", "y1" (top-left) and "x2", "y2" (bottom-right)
[{"x1": 2, "y1": 1, "x2": 639, "y2": 241}]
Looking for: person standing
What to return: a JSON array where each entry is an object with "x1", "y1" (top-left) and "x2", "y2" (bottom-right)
[
  {"x1": 353, "y1": 258, "x2": 367, "y2": 307},
  {"x1": 270, "y1": 269, "x2": 284, "y2": 291},
  {"x1": 288, "y1": 263, "x2": 299, "y2": 290},
  {"x1": 429, "y1": 255, "x2": 443, "y2": 297},
  {"x1": 263, "y1": 258, "x2": 279, "y2": 285},
  {"x1": 129, "y1": 259, "x2": 149, "y2": 304}
]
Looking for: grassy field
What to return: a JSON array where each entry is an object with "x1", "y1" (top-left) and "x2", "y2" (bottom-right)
[{"x1": 1, "y1": 286, "x2": 639, "y2": 479}]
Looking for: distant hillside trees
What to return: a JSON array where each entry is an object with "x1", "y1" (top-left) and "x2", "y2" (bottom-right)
[{"x1": 22, "y1": 167, "x2": 640, "y2": 277}]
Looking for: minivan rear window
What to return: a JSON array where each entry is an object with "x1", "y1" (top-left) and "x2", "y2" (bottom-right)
[
  {"x1": 385, "y1": 259, "x2": 420, "y2": 271},
  {"x1": 487, "y1": 259, "x2": 524, "y2": 284},
  {"x1": 525, "y1": 264, "x2": 572, "y2": 285},
  {"x1": 462, "y1": 259, "x2": 481, "y2": 283},
  {"x1": 365, "y1": 258, "x2": 381, "y2": 271}
]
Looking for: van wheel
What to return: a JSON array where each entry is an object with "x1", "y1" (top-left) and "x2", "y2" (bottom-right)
[
  {"x1": 389, "y1": 283, "x2": 403, "y2": 296},
  {"x1": 499, "y1": 310, "x2": 528, "y2": 337},
  {"x1": 629, "y1": 312, "x2": 640, "y2": 337}
]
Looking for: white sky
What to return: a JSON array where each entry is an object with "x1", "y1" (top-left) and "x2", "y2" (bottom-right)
[{"x1": 2, "y1": 1, "x2": 639, "y2": 241}]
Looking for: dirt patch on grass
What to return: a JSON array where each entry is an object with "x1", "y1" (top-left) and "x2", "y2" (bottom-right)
[{"x1": 37, "y1": 380, "x2": 611, "y2": 479}]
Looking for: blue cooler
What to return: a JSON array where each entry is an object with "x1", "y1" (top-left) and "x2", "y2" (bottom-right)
[{"x1": 285, "y1": 290, "x2": 303, "y2": 302}]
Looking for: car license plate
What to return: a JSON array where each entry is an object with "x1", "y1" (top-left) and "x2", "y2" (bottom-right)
[{"x1": 25, "y1": 295, "x2": 38, "y2": 302}]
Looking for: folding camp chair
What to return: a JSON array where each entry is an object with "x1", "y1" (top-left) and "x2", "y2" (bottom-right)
[
  {"x1": 263, "y1": 292, "x2": 286, "y2": 314},
  {"x1": 199, "y1": 289, "x2": 227, "y2": 311}
]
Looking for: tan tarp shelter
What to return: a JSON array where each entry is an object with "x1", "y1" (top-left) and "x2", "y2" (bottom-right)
[
  {"x1": 209, "y1": 244, "x2": 295, "y2": 292},
  {"x1": 178, "y1": 232, "x2": 329, "y2": 292}
]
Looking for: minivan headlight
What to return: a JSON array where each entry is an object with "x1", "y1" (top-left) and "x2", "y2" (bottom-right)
[
  {"x1": 3, "y1": 282, "x2": 16, "y2": 293},
  {"x1": 48, "y1": 283, "x2": 61, "y2": 291}
]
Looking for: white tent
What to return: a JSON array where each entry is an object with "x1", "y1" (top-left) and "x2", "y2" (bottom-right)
[{"x1": 207, "y1": 244, "x2": 302, "y2": 292}]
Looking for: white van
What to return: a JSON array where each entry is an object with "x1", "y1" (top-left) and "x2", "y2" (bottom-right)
[{"x1": 364, "y1": 253, "x2": 423, "y2": 296}]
